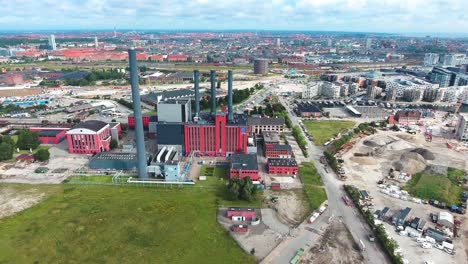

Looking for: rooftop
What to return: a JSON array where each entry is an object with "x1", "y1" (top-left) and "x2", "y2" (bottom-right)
[
  {"x1": 269, "y1": 144, "x2": 292, "y2": 152},
  {"x1": 247, "y1": 116, "x2": 285, "y2": 126},
  {"x1": 395, "y1": 110, "x2": 421, "y2": 119},
  {"x1": 91, "y1": 152, "x2": 137, "y2": 161},
  {"x1": 230, "y1": 154, "x2": 258, "y2": 171},
  {"x1": 262, "y1": 131, "x2": 280, "y2": 143},
  {"x1": 71, "y1": 120, "x2": 108, "y2": 132},
  {"x1": 36, "y1": 130, "x2": 65, "y2": 137},
  {"x1": 267, "y1": 158, "x2": 298, "y2": 167},
  {"x1": 296, "y1": 103, "x2": 321, "y2": 113}
]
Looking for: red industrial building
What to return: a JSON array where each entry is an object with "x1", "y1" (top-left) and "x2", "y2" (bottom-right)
[
  {"x1": 226, "y1": 207, "x2": 257, "y2": 220},
  {"x1": 229, "y1": 153, "x2": 259, "y2": 181},
  {"x1": 66, "y1": 120, "x2": 114, "y2": 154},
  {"x1": 394, "y1": 110, "x2": 421, "y2": 125},
  {"x1": 267, "y1": 158, "x2": 298, "y2": 175},
  {"x1": 29, "y1": 127, "x2": 69, "y2": 144},
  {"x1": 265, "y1": 144, "x2": 292, "y2": 159},
  {"x1": 128, "y1": 114, "x2": 151, "y2": 129},
  {"x1": 184, "y1": 113, "x2": 248, "y2": 156}
]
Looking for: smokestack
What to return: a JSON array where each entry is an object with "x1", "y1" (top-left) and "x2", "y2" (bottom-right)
[
  {"x1": 210, "y1": 70, "x2": 216, "y2": 114},
  {"x1": 228, "y1": 70, "x2": 233, "y2": 121},
  {"x1": 194, "y1": 70, "x2": 200, "y2": 118},
  {"x1": 128, "y1": 48, "x2": 148, "y2": 180}
]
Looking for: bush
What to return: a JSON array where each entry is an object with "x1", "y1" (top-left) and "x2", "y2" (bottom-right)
[
  {"x1": 34, "y1": 148, "x2": 50, "y2": 161},
  {"x1": 16, "y1": 130, "x2": 40, "y2": 150},
  {"x1": 110, "y1": 139, "x2": 118, "y2": 149},
  {"x1": 0, "y1": 142, "x2": 14, "y2": 161},
  {"x1": 227, "y1": 177, "x2": 258, "y2": 202}
]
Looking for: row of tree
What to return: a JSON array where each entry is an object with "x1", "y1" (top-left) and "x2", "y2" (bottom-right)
[
  {"x1": 198, "y1": 84, "x2": 263, "y2": 110},
  {"x1": 292, "y1": 125, "x2": 308, "y2": 157},
  {"x1": 0, "y1": 130, "x2": 49, "y2": 161},
  {"x1": 226, "y1": 177, "x2": 258, "y2": 202}
]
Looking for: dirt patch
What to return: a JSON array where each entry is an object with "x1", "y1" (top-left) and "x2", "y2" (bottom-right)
[
  {"x1": 264, "y1": 190, "x2": 309, "y2": 226},
  {"x1": 0, "y1": 187, "x2": 45, "y2": 219},
  {"x1": 300, "y1": 219, "x2": 364, "y2": 264},
  {"x1": 349, "y1": 156, "x2": 377, "y2": 166}
]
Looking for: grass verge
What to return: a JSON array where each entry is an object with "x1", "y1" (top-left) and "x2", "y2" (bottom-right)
[
  {"x1": 299, "y1": 162, "x2": 327, "y2": 210},
  {"x1": 303, "y1": 120, "x2": 355, "y2": 145},
  {"x1": 0, "y1": 166, "x2": 260, "y2": 263},
  {"x1": 404, "y1": 168, "x2": 466, "y2": 205}
]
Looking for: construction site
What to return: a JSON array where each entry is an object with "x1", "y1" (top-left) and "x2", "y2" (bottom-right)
[{"x1": 336, "y1": 129, "x2": 468, "y2": 264}]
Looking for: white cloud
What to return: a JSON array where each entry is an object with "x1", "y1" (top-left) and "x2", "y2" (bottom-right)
[{"x1": 0, "y1": 0, "x2": 466, "y2": 33}]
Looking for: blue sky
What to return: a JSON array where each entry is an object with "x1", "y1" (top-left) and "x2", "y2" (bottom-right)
[{"x1": 1, "y1": 0, "x2": 467, "y2": 34}]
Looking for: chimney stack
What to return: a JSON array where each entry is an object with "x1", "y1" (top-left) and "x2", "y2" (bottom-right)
[
  {"x1": 210, "y1": 70, "x2": 216, "y2": 114},
  {"x1": 128, "y1": 48, "x2": 148, "y2": 180},
  {"x1": 228, "y1": 70, "x2": 234, "y2": 121},
  {"x1": 193, "y1": 70, "x2": 200, "y2": 118}
]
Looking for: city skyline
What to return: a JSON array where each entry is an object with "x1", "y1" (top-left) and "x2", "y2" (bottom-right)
[{"x1": 1, "y1": 0, "x2": 467, "y2": 35}]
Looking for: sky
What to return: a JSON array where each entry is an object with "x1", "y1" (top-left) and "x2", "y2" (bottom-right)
[{"x1": 1, "y1": 0, "x2": 467, "y2": 34}]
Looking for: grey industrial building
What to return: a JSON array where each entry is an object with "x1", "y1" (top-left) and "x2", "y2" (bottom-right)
[
  {"x1": 157, "y1": 99, "x2": 191, "y2": 123},
  {"x1": 89, "y1": 153, "x2": 141, "y2": 170},
  {"x1": 148, "y1": 146, "x2": 180, "y2": 181}
]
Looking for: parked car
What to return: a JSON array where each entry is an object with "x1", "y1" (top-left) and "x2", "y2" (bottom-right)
[
  {"x1": 368, "y1": 234, "x2": 375, "y2": 242},
  {"x1": 341, "y1": 195, "x2": 352, "y2": 207}
]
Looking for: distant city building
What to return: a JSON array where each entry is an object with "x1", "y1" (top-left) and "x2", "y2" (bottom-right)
[
  {"x1": 422, "y1": 88, "x2": 444, "y2": 102},
  {"x1": 424, "y1": 53, "x2": 439, "y2": 66},
  {"x1": 456, "y1": 113, "x2": 468, "y2": 142},
  {"x1": 48, "y1": 34, "x2": 57, "y2": 50},
  {"x1": 276, "y1": 38, "x2": 281, "y2": 48},
  {"x1": 348, "y1": 83, "x2": 359, "y2": 95},
  {"x1": 321, "y1": 81, "x2": 342, "y2": 99},
  {"x1": 365, "y1": 38, "x2": 372, "y2": 49},
  {"x1": 94, "y1": 36, "x2": 98, "y2": 48},
  {"x1": 302, "y1": 82, "x2": 322, "y2": 99},
  {"x1": 386, "y1": 78, "x2": 438, "y2": 100},
  {"x1": 442, "y1": 54, "x2": 466, "y2": 66},
  {"x1": 327, "y1": 38, "x2": 332, "y2": 47},
  {"x1": 295, "y1": 102, "x2": 322, "y2": 118},
  {"x1": 253, "y1": 58, "x2": 269, "y2": 75},
  {"x1": 430, "y1": 67, "x2": 455, "y2": 87},
  {"x1": 366, "y1": 86, "x2": 382, "y2": 99},
  {"x1": 403, "y1": 88, "x2": 422, "y2": 102},
  {"x1": 394, "y1": 110, "x2": 421, "y2": 125}
]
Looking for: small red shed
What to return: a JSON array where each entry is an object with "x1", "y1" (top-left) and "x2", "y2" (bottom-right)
[{"x1": 226, "y1": 207, "x2": 256, "y2": 221}]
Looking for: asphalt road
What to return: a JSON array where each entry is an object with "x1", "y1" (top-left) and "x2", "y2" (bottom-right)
[{"x1": 275, "y1": 95, "x2": 391, "y2": 264}]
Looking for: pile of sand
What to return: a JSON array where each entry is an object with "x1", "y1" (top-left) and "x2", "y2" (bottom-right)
[
  {"x1": 410, "y1": 148, "x2": 436, "y2": 160},
  {"x1": 363, "y1": 136, "x2": 394, "y2": 147},
  {"x1": 385, "y1": 140, "x2": 414, "y2": 151},
  {"x1": 393, "y1": 152, "x2": 427, "y2": 174}
]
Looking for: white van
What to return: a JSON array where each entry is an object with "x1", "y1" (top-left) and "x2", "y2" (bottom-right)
[
  {"x1": 425, "y1": 237, "x2": 436, "y2": 244},
  {"x1": 421, "y1": 243, "x2": 432, "y2": 249},
  {"x1": 416, "y1": 237, "x2": 426, "y2": 243},
  {"x1": 399, "y1": 231, "x2": 408, "y2": 236}
]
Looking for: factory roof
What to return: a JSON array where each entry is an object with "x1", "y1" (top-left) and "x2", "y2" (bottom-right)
[
  {"x1": 91, "y1": 152, "x2": 137, "y2": 161},
  {"x1": 67, "y1": 103, "x2": 94, "y2": 113},
  {"x1": 262, "y1": 131, "x2": 280, "y2": 143},
  {"x1": 267, "y1": 158, "x2": 298, "y2": 167},
  {"x1": 188, "y1": 112, "x2": 247, "y2": 126},
  {"x1": 71, "y1": 120, "x2": 108, "y2": 132},
  {"x1": 230, "y1": 154, "x2": 258, "y2": 171},
  {"x1": 159, "y1": 98, "x2": 191, "y2": 105},
  {"x1": 36, "y1": 130, "x2": 65, "y2": 137},
  {"x1": 296, "y1": 103, "x2": 321, "y2": 113},
  {"x1": 247, "y1": 116, "x2": 285, "y2": 126},
  {"x1": 269, "y1": 144, "x2": 292, "y2": 152}
]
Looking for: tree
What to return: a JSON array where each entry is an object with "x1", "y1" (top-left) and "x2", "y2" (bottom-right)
[
  {"x1": 0, "y1": 142, "x2": 14, "y2": 161},
  {"x1": 89, "y1": 110, "x2": 96, "y2": 115},
  {"x1": 216, "y1": 80, "x2": 221, "y2": 88},
  {"x1": 66, "y1": 119, "x2": 72, "y2": 124},
  {"x1": 369, "y1": 121, "x2": 376, "y2": 127},
  {"x1": 73, "y1": 119, "x2": 81, "y2": 124},
  {"x1": 227, "y1": 178, "x2": 240, "y2": 200},
  {"x1": 16, "y1": 130, "x2": 40, "y2": 150},
  {"x1": 380, "y1": 120, "x2": 387, "y2": 128},
  {"x1": 110, "y1": 139, "x2": 118, "y2": 149},
  {"x1": 34, "y1": 148, "x2": 50, "y2": 161}
]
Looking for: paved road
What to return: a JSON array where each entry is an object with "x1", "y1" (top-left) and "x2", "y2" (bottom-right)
[{"x1": 270, "y1": 96, "x2": 391, "y2": 264}]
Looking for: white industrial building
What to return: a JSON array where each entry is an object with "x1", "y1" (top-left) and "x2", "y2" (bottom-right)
[
  {"x1": 302, "y1": 82, "x2": 322, "y2": 99},
  {"x1": 386, "y1": 78, "x2": 439, "y2": 100},
  {"x1": 424, "y1": 53, "x2": 439, "y2": 66},
  {"x1": 456, "y1": 113, "x2": 468, "y2": 142}
]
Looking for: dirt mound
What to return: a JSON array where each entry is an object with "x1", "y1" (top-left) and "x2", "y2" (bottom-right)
[
  {"x1": 393, "y1": 152, "x2": 427, "y2": 174},
  {"x1": 350, "y1": 156, "x2": 377, "y2": 165},
  {"x1": 386, "y1": 140, "x2": 414, "y2": 151},
  {"x1": 363, "y1": 136, "x2": 394, "y2": 147},
  {"x1": 410, "y1": 148, "x2": 435, "y2": 160}
]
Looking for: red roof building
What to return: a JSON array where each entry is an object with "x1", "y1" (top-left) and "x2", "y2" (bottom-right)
[
  {"x1": 394, "y1": 110, "x2": 421, "y2": 125},
  {"x1": 167, "y1": 54, "x2": 188, "y2": 62},
  {"x1": 267, "y1": 158, "x2": 298, "y2": 175},
  {"x1": 226, "y1": 208, "x2": 256, "y2": 220},
  {"x1": 66, "y1": 120, "x2": 111, "y2": 154},
  {"x1": 150, "y1": 55, "x2": 164, "y2": 62},
  {"x1": 29, "y1": 127, "x2": 69, "y2": 144},
  {"x1": 128, "y1": 115, "x2": 151, "y2": 129}
]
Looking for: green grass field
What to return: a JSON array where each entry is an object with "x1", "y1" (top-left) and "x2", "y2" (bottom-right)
[
  {"x1": 303, "y1": 120, "x2": 356, "y2": 145},
  {"x1": 0, "y1": 167, "x2": 259, "y2": 264},
  {"x1": 63, "y1": 175, "x2": 114, "y2": 184},
  {"x1": 404, "y1": 168, "x2": 466, "y2": 204},
  {"x1": 299, "y1": 162, "x2": 327, "y2": 210}
]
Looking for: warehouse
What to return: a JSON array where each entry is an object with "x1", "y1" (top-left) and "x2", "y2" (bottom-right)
[
  {"x1": 29, "y1": 127, "x2": 69, "y2": 144},
  {"x1": 267, "y1": 158, "x2": 298, "y2": 175},
  {"x1": 230, "y1": 153, "x2": 259, "y2": 180}
]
